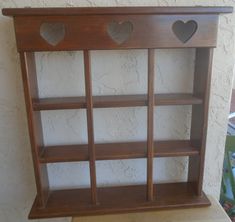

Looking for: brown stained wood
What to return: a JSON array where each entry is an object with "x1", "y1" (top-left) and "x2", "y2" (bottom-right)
[
  {"x1": 19, "y1": 52, "x2": 49, "y2": 207},
  {"x1": 72, "y1": 196, "x2": 230, "y2": 222},
  {"x1": 28, "y1": 182, "x2": 210, "y2": 219},
  {"x1": 3, "y1": 6, "x2": 229, "y2": 219},
  {"x1": 84, "y1": 50, "x2": 98, "y2": 204},
  {"x1": 188, "y1": 48, "x2": 214, "y2": 195},
  {"x1": 12, "y1": 14, "x2": 219, "y2": 51},
  {"x1": 39, "y1": 140, "x2": 199, "y2": 163},
  {"x1": 2, "y1": 7, "x2": 233, "y2": 16},
  {"x1": 147, "y1": 49, "x2": 155, "y2": 201},
  {"x1": 32, "y1": 94, "x2": 203, "y2": 111}
]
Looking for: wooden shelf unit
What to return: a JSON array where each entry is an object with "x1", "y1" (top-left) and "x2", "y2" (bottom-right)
[{"x1": 2, "y1": 6, "x2": 232, "y2": 219}]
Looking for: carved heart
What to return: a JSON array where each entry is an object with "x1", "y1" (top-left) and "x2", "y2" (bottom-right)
[
  {"x1": 40, "y1": 23, "x2": 65, "y2": 46},
  {"x1": 107, "y1": 21, "x2": 133, "y2": 44},
  {"x1": 172, "y1": 20, "x2": 197, "y2": 43}
]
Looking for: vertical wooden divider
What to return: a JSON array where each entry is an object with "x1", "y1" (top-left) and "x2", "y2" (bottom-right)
[
  {"x1": 83, "y1": 50, "x2": 98, "y2": 204},
  {"x1": 147, "y1": 49, "x2": 155, "y2": 201},
  {"x1": 19, "y1": 52, "x2": 49, "y2": 207},
  {"x1": 188, "y1": 48, "x2": 213, "y2": 195}
]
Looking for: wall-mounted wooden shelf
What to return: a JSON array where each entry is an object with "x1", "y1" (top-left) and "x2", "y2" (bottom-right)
[{"x1": 2, "y1": 6, "x2": 232, "y2": 219}]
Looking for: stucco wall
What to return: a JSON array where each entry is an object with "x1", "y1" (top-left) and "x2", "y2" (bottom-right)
[{"x1": 0, "y1": 1, "x2": 235, "y2": 222}]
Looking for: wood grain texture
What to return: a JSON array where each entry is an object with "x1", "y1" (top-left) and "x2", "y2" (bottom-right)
[
  {"x1": 29, "y1": 182, "x2": 210, "y2": 219},
  {"x1": 188, "y1": 48, "x2": 214, "y2": 195},
  {"x1": 12, "y1": 14, "x2": 218, "y2": 51},
  {"x1": 39, "y1": 140, "x2": 199, "y2": 163},
  {"x1": 72, "y1": 196, "x2": 229, "y2": 222},
  {"x1": 19, "y1": 52, "x2": 49, "y2": 207},
  {"x1": 32, "y1": 94, "x2": 203, "y2": 111}
]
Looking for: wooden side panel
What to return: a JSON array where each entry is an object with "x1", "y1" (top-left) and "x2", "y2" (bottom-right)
[
  {"x1": 14, "y1": 14, "x2": 218, "y2": 51},
  {"x1": 188, "y1": 48, "x2": 213, "y2": 195},
  {"x1": 19, "y1": 52, "x2": 49, "y2": 207}
]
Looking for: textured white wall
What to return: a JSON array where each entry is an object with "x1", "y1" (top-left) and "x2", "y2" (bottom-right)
[{"x1": 0, "y1": 1, "x2": 234, "y2": 222}]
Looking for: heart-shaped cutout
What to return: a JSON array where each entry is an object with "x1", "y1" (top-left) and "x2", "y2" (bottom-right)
[
  {"x1": 172, "y1": 20, "x2": 197, "y2": 43},
  {"x1": 40, "y1": 22, "x2": 65, "y2": 46},
  {"x1": 107, "y1": 21, "x2": 133, "y2": 45}
]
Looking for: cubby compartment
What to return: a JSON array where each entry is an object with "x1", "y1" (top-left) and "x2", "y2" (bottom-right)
[
  {"x1": 35, "y1": 51, "x2": 85, "y2": 98},
  {"x1": 155, "y1": 106, "x2": 192, "y2": 140},
  {"x1": 94, "y1": 107, "x2": 147, "y2": 143},
  {"x1": 39, "y1": 109, "x2": 88, "y2": 163},
  {"x1": 155, "y1": 49, "x2": 195, "y2": 94},
  {"x1": 91, "y1": 50, "x2": 147, "y2": 96},
  {"x1": 153, "y1": 157, "x2": 189, "y2": 183},
  {"x1": 41, "y1": 109, "x2": 87, "y2": 146},
  {"x1": 96, "y1": 159, "x2": 147, "y2": 187},
  {"x1": 3, "y1": 6, "x2": 232, "y2": 219},
  {"x1": 47, "y1": 162, "x2": 90, "y2": 189}
]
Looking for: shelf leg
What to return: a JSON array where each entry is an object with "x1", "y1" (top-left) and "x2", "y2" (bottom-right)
[{"x1": 84, "y1": 50, "x2": 98, "y2": 204}]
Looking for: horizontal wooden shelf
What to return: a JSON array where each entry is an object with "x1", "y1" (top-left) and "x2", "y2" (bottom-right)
[
  {"x1": 29, "y1": 182, "x2": 210, "y2": 219},
  {"x1": 40, "y1": 140, "x2": 199, "y2": 163},
  {"x1": 33, "y1": 94, "x2": 203, "y2": 111}
]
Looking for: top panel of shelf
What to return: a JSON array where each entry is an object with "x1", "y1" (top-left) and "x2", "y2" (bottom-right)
[
  {"x1": 2, "y1": 7, "x2": 233, "y2": 51},
  {"x1": 2, "y1": 7, "x2": 233, "y2": 16}
]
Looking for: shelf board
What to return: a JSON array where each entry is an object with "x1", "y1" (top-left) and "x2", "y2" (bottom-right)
[
  {"x1": 40, "y1": 140, "x2": 199, "y2": 163},
  {"x1": 33, "y1": 94, "x2": 203, "y2": 111},
  {"x1": 3, "y1": 7, "x2": 233, "y2": 16},
  {"x1": 29, "y1": 182, "x2": 210, "y2": 219}
]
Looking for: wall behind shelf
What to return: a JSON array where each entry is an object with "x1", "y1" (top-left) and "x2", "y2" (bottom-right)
[{"x1": 0, "y1": 1, "x2": 234, "y2": 222}]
